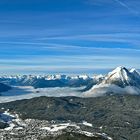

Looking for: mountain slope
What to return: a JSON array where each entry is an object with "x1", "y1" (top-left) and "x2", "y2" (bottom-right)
[
  {"x1": 0, "y1": 95, "x2": 140, "y2": 140},
  {"x1": 104, "y1": 66, "x2": 140, "y2": 88},
  {"x1": 84, "y1": 66, "x2": 140, "y2": 97},
  {"x1": 0, "y1": 83, "x2": 11, "y2": 93}
]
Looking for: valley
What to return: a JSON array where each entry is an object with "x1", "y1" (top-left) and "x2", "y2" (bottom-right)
[{"x1": 0, "y1": 67, "x2": 140, "y2": 139}]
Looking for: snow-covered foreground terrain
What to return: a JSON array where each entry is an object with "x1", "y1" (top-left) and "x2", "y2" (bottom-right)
[
  {"x1": 0, "y1": 86, "x2": 84, "y2": 103},
  {"x1": 0, "y1": 110, "x2": 113, "y2": 140}
]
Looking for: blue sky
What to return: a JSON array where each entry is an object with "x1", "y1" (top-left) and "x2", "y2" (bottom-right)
[{"x1": 0, "y1": 0, "x2": 140, "y2": 74}]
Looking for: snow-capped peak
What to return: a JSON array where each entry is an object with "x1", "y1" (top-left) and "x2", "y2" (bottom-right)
[
  {"x1": 105, "y1": 66, "x2": 130, "y2": 84},
  {"x1": 96, "y1": 66, "x2": 140, "y2": 88},
  {"x1": 130, "y1": 68, "x2": 140, "y2": 75},
  {"x1": 129, "y1": 68, "x2": 140, "y2": 81},
  {"x1": 78, "y1": 75, "x2": 89, "y2": 80},
  {"x1": 130, "y1": 68, "x2": 137, "y2": 73},
  {"x1": 84, "y1": 66, "x2": 140, "y2": 97},
  {"x1": 109, "y1": 66, "x2": 129, "y2": 75}
]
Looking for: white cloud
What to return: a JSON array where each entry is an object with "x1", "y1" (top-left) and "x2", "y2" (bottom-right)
[
  {"x1": 84, "y1": 84, "x2": 140, "y2": 97},
  {"x1": 40, "y1": 33, "x2": 140, "y2": 46}
]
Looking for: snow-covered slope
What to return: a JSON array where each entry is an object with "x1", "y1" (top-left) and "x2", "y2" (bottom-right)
[
  {"x1": 102, "y1": 66, "x2": 140, "y2": 88},
  {"x1": 129, "y1": 68, "x2": 140, "y2": 83},
  {"x1": 0, "y1": 110, "x2": 26, "y2": 130},
  {"x1": 84, "y1": 66, "x2": 140, "y2": 97}
]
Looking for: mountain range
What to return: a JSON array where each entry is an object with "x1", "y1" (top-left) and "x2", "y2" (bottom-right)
[
  {"x1": 0, "y1": 66, "x2": 140, "y2": 97},
  {"x1": 0, "y1": 74, "x2": 103, "y2": 90}
]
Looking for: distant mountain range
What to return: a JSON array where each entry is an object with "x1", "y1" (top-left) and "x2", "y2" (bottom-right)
[
  {"x1": 0, "y1": 66, "x2": 140, "y2": 96},
  {"x1": 0, "y1": 74, "x2": 103, "y2": 88}
]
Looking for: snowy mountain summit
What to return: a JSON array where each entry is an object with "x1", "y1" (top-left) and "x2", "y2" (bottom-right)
[
  {"x1": 103, "y1": 66, "x2": 140, "y2": 88},
  {"x1": 84, "y1": 66, "x2": 140, "y2": 97}
]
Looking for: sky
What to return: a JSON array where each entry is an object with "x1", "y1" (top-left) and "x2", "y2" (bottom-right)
[{"x1": 0, "y1": 0, "x2": 140, "y2": 75}]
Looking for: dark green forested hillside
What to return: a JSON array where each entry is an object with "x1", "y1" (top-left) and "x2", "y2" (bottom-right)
[{"x1": 0, "y1": 95, "x2": 140, "y2": 140}]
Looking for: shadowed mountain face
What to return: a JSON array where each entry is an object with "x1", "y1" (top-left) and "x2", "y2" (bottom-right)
[
  {"x1": 0, "y1": 121, "x2": 8, "y2": 129},
  {"x1": 0, "y1": 95, "x2": 140, "y2": 140},
  {"x1": 0, "y1": 83, "x2": 11, "y2": 93}
]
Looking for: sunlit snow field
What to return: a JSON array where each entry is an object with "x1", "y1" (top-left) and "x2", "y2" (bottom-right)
[{"x1": 0, "y1": 86, "x2": 84, "y2": 103}]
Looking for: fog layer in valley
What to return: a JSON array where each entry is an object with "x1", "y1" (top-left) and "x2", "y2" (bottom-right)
[{"x1": 0, "y1": 86, "x2": 84, "y2": 103}]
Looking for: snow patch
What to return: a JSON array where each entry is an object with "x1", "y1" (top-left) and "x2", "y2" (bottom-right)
[
  {"x1": 40, "y1": 123, "x2": 80, "y2": 132},
  {"x1": 97, "y1": 133, "x2": 113, "y2": 140},
  {"x1": 1, "y1": 110, "x2": 26, "y2": 131},
  {"x1": 82, "y1": 121, "x2": 93, "y2": 127}
]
